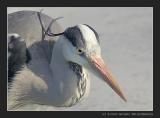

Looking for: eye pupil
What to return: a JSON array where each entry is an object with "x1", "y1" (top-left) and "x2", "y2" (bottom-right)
[
  {"x1": 78, "y1": 49, "x2": 82, "y2": 52},
  {"x1": 77, "y1": 48, "x2": 83, "y2": 54}
]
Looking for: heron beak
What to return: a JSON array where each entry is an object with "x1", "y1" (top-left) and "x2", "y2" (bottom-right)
[{"x1": 90, "y1": 54, "x2": 127, "y2": 102}]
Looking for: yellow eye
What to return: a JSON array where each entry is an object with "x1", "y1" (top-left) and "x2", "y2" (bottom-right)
[{"x1": 77, "y1": 48, "x2": 83, "y2": 55}]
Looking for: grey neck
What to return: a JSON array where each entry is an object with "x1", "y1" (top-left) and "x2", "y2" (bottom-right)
[{"x1": 48, "y1": 36, "x2": 90, "y2": 107}]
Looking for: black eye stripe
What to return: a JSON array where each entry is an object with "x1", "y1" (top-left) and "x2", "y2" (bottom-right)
[
  {"x1": 64, "y1": 26, "x2": 86, "y2": 48},
  {"x1": 64, "y1": 24, "x2": 100, "y2": 49}
]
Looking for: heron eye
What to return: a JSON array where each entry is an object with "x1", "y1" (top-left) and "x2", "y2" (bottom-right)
[{"x1": 77, "y1": 48, "x2": 83, "y2": 55}]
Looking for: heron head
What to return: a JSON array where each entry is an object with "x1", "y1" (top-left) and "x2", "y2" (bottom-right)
[{"x1": 62, "y1": 24, "x2": 127, "y2": 102}]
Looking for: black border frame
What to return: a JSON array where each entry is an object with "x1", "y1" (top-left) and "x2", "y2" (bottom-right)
[{"x1": 0, "y1": 0, "x2": 159, "y2": 117}]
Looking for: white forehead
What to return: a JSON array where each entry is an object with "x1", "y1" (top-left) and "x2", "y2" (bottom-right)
[
  {"x1": 77, "y1": 24, "x2": 98, "y2": 45},
  {"x1": 77, "y1": 24, "x2": 100, "y2": 53}
]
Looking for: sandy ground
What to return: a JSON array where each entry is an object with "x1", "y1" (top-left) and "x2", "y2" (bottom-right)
[{"x1": 7, "y1": 7, "x2": 153, "y2": 111}]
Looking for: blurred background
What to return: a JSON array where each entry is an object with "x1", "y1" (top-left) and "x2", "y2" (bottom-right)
[{"x1": 7, "y1": 7, "x2": 153, "y2": 111}]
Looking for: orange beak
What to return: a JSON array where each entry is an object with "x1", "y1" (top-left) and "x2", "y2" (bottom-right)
[{"x1": 90, "y1": 54, "x2": 127, "y2": 102}]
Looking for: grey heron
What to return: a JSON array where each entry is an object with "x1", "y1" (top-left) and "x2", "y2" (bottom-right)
[{"x1": 8, "y1": 11, "x2": 127, "y2": 110}]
